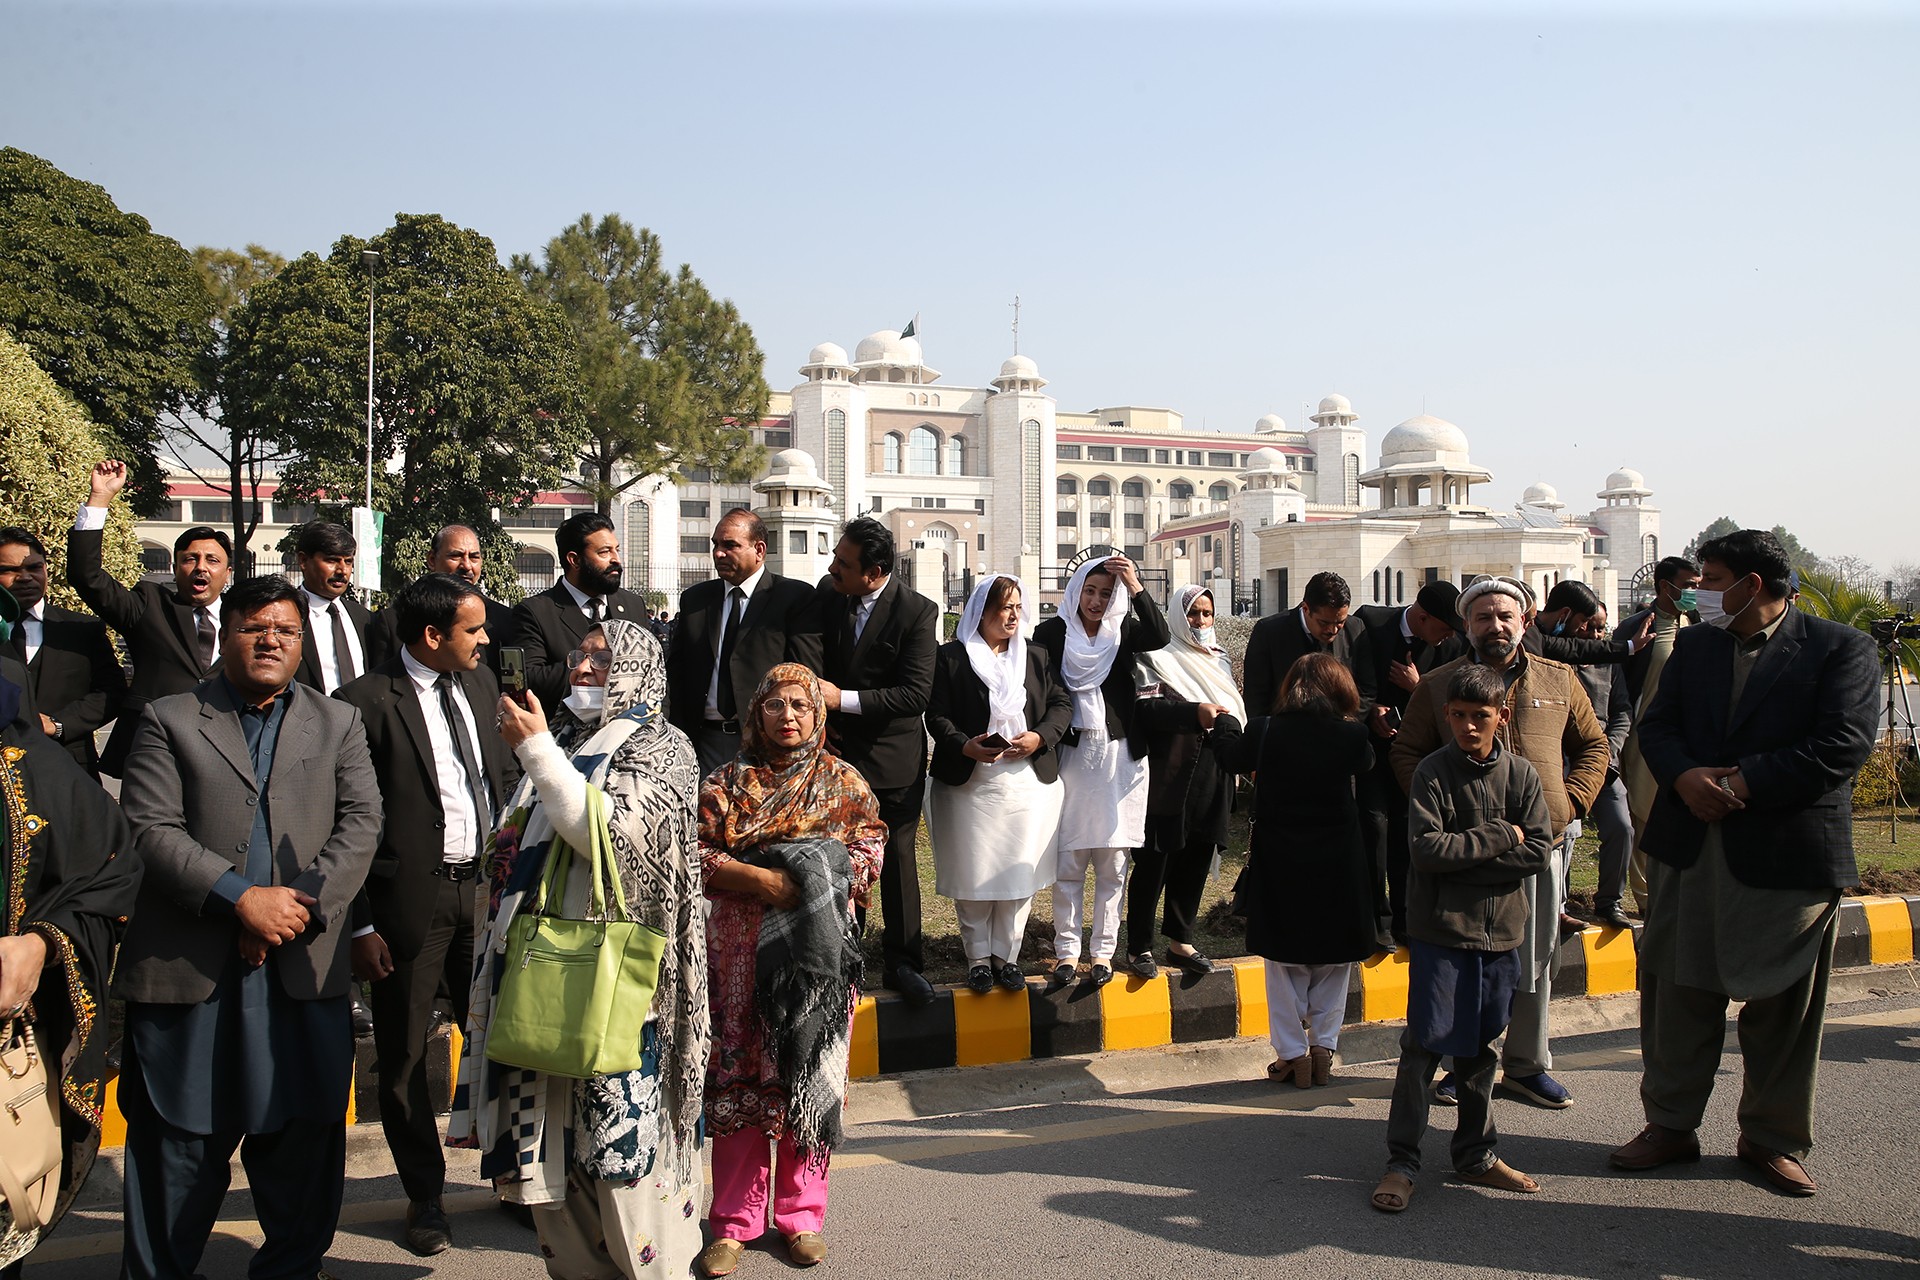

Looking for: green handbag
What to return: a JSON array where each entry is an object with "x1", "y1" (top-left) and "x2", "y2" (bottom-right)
[{"x1": 487, "y1": 786, "x2": 668, "y2": 1078}]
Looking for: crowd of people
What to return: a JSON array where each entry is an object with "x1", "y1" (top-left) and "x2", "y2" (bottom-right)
[{"x1": 0, "y1": 455, "x2": 1881, "y2": 1277}]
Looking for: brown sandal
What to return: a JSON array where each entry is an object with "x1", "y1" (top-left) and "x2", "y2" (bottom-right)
[
  {"x1": 1370, "y1": 1172, "x2": 1414, "y2": 1213},
  {"x1": 1311, "y1": 1045, "x2": 1334, "y2": 1086},
  {"x1": 1456, "y1": 1159, "x2": 1540, "y2": 1193}
]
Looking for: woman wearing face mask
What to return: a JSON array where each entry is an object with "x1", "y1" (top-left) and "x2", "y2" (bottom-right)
[
  {"x1": 1129, "y1": 586, "x2": 1245, "y2": 980},
  {"x1": 695, "y1": 663, "x2": 886, "y2": 1276},
  {"x1": 458, "y1": 621, "x2": 710, "y2": 1279},
  {"x1": 925, "y1": 575, "x2": 1073, "y2": 992},
  {"x1": 1029, "y1": 556, "x2": 1170, "y2": 987}
]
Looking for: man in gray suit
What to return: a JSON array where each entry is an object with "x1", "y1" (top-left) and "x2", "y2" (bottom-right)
[{"x1": 116, "y1": 574, "x2": 381, "y2": 1280}]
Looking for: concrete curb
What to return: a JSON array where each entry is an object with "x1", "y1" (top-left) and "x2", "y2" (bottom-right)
[{"x1": 88, "y1": 894, "x2": 1920, "y2": 1149}]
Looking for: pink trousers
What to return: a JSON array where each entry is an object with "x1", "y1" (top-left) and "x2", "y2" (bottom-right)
[{"x1": 709, "y1": 1128, "x2": 832, "y2": 1241}]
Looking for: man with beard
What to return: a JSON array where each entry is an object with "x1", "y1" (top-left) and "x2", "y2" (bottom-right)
[
  {"x1": 0, "y1": 525, "x2": 124, "y2": 777},
  {"x1": 1391, "y1": 576, "x2": 1609, "y2": 1111},
  {"x1": 508, "y1": 513, "x2": 646, "y2": 708},
  {"x1": 366, "y1": 525, "x2": 514, "y2": 680},
  {"x1": 66, "y1": 460, "x2": 232, "y2": 777},
  {"x1": 290, "y1": 521, "x2": 371, "y2": 695},
  {"x1": 665, "y1": 510, "x2": 822, "y2": 775}
]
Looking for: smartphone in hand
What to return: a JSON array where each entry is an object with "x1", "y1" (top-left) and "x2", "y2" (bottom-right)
[
  {"x1": 499, "y1": 647, "x2": 529, "y2": 707},
  {"x1": 978, "y1": 732, "x2": 1012, "y2": 752}
]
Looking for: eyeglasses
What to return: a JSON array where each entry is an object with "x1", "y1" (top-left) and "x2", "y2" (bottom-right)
[
  {"x1": 566, "y1": 649, "x2": 613, "y2": 670},
  {"x1": 234, "y1": 625, "x2": 304, "y2": 643},
  {"x1": 760, "y1": 698, "x2": 815, "y2": 718}
]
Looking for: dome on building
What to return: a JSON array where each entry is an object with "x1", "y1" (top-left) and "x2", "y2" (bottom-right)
[
  {"x1": 766, "y1": 447, "x2": 821, "y2": 481},
  {"x1": 853, "y1": 330, "x2": 904, "y2": 364},
  {"x1": 1245, "y1": 446, "x2": 1286, "y2": 471},
  {"x1": 1603, "y1": 467, "x2": 1649, "y2": 494},
  {"x1": 1380, "y1": 414, "x2": 1470, "y2": 460},
  {"x1": 806, "y1": 342, "x2": 848, "y2": 367},
  {"x1": 1522, "y1": 481, "x2": 1561, "y2": 507},
  {"x1": 1254, "y1": 413, "x2": 1287, "y2": 434},
  {"x1": 1317, "y1": 394, "x2": 1352, "y2": 416},
  {"x1": 1000, "y1": 354, "x2": 1039, "y2": 380}
]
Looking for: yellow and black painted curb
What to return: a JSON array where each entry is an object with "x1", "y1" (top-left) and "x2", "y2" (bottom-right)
[{"x1": 93, "y1": 894, "x2": 1918, "y2": 1149}]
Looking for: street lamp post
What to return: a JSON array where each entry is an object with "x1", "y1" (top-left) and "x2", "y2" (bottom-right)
[{"x1": 361, "y1": 249, "x2": 379, "y2": 509}]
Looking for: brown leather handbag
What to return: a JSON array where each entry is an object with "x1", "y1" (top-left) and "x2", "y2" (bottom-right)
[{"x1": 0, "y1": 1017, "x2": 61, "y2": 1231}]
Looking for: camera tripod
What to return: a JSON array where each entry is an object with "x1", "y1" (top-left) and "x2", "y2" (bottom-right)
[{"x1": 1874, "y1": 642, "x2": 1918, "y2": 843}]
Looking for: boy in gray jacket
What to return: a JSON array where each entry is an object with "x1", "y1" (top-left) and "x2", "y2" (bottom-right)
[{"x1": 1372, "y1": 664, "x2": 1552, "y2": 1213}]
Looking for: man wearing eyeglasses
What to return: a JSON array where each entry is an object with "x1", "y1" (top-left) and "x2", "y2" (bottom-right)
[
  {"x1": 336, "y1": 573, "x2": 520, "y2": 1257},
  {"x1": 117, "y1": 574, "x2": 381, "y2": 1280}
]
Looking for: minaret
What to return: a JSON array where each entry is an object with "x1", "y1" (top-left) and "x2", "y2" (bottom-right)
[
  {"x1": 1306, "y1": 394, "x2": 1367, "y2": 508},
  {"x1": 753, "y1": 448, "x2": 838, "y2": 585}
]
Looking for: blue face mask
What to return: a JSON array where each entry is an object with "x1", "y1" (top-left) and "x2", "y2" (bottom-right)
[
  {"x1": 1551, "y1": 618, "x2": 1567, "y2": 636},
  {"x1": 1676, "y1": 588, "x2": 1698, "y2": 612}
]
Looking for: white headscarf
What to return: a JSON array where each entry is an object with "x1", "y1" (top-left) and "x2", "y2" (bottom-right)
[
  {"x1": 958, "y1": 574, "x2": 1031, "y2": 743},
  {"x1": 1059, "y1": 559, "x2": 1131, "y2": 740},
  {"x1": 1139, "y1": 585, "x2": 1246, "y2": 724}
]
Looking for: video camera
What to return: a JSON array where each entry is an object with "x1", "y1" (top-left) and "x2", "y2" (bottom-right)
[{"x1": 1870, "y1": 613, "x2": 1920, "y2": 643}]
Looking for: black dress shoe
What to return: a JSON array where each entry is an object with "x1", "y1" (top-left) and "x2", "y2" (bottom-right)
[
  {"x1": 1046, "y1": 962, "x2": 1078, "y2": 991},
  {"x1": 1089, "y1": 963, "x2": 1114, "y2": 987},
  {"x1": 1126, "y1": 952, "x2": 1159, "y2": 979},
  {"x1": 884, "y1": 964, "x2": 937, "y2": 1008},
  {"x1": 405, "y1": 1198, "x2": 452, "y2": 1256},
  {"x1": 350, "y1": 994, "x2": 374, "y2": 1038},
  {"x1": 995, "y1": 962, "x2": 1026, "y2": 992},
  {"x1": 965, "y1": 964, "x2": 994, "y2": 994},
  {"x1": 1165, "y1": 949, "x2": 1215, "y2": 977},
  {"x1": 1595, "y1": 903, "x2": 1634, "y2": 930}
]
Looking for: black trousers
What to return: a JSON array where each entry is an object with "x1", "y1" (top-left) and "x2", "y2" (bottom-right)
[
  {"x1": 119, "y1": 1045, "x2": 345, "y2": 1280},
  {"x1": 1126, "y1": 834, "x2": 1213, "y2": 950},
  {"x1": 853, "y1": 782, "x2": 926, "y2": 973},
  {"x1": 369, "y1": 870, "x2": 473, "y2": 1204},
  {"x1": 1361, "y1": 765, "x2": 1408, "y2": 942}
]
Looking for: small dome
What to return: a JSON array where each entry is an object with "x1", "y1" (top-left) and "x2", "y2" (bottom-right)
[
  {"x1": 999, "y1": 354, "x2": 1039, "y2": 380},
  {"x1": 1244, "y1": 446, "x2": 1286, "y2": 472},
  {"x1": 1381, "y1": 413, "x2": 1470, "y2": 460},
  {"x1": 1254, "y1": 413, "x2": 1286, "y2": 434},
  {"x1": 1604, "y1": 467, "x2": 1649, "y2": 493},
  {"x1": 806, "y1": 342, "x2": 848, "y2": 367},
  {"x1": 766, "y1": 447, "x2": 820, "y2": 479},
  {"x1": 1317, "y1": 394, "x2": 1353, "y2": 416},
  {"x1": 1522, "y1": 481, "x2": 1560, "y2": 506},
  {"x1": 853, "y1": 329, "x2": 922, "y2": 367}
]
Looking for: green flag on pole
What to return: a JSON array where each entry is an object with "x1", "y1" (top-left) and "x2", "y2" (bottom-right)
[{"x1": 900, "y1": 315, "x2": 918, "y2": 339}]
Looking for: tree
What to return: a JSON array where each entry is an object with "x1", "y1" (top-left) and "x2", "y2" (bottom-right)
[
  {"x1": 1819, "y1": 554, "x2": 1877, "y2": 593},
  {"x1": 1888, "y1": 562, "x2": 1920, "y2": 610},
  {"x1": 1796, "y1": 568, "x2": 1918, "y2": 683},
  {"x1": 224, "y1": 214, "x2": 584, "y2": 596},
  {"x1": 514, "y1": 214, "x2": 770, "y2": 517},
  {"x1": 1683, "y1": 517, "x2": 1820, "y2": 574},
  {"x1": 0, "y1": 332, "x2": 143, "y2": 610},
  {"x1": 154, "y1": 245, "x2": 289, "y2": 569},
  {"x1": 0, "y1": 147, "x2": 214, "y2": 514}
]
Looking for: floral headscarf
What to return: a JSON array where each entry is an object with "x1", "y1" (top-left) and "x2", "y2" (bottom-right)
[{"x1": 700, "y1": 663, "x2": 885, "y2": 860}]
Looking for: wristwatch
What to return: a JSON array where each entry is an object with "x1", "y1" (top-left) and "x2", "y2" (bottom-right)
[{"x1": 49, "y1": 719, "x2": 63, "y2": 739}]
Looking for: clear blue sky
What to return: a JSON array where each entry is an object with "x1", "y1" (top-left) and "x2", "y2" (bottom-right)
[{"x1": 6, "y1": 1, "x2": 1916, "y2": 574}]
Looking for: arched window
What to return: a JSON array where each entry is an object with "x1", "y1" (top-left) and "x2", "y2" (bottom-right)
[
  {"x1": 947, "y1": 436, "x2": 965, "y2": 476},
  {"x1": 1087, "y1": 478, "x2": 1112, "y2": 497},
  {"x1": 1344, "y1": 454, "x2": 1361, "y2": 506},
  {"x1": 1396, "y1": 570, "x2": 1405, "y2": 604},
  {"x1": 1057, "y1": 476, "x2": 1079, "y2": 494},
  {"x1": 1168, "y1": 480, "x2": 1194, "y2": 500},
  {"x1": 1642, "y1": 534, "x2": 1658, "y2": 565},
  {"x1": 908, "y1": 426, "x2": 940, "y2": 475},
  {"x1": 1122, "y1": 478, "x2": 1147, "y2": 498},
  {"x1": 882, "y1": 432, "x2": 901, "y2": 474},
  {"x1": 1372, "y1": 570, "x2": 1382, "y2": 603},
  {"x1": 1209, "y1": 482, "x2": 1230, "y2": 503}
]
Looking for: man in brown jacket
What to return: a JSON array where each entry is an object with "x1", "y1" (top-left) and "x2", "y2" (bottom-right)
[{"x1": 1392, "y1": 575, "x2": 1610, "y2": 1109}]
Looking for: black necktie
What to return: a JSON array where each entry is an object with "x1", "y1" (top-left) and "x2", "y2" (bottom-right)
[
  {"x1": 435, "y1": 673, "x2": 490, "y2": 859},
  {"x1": 715, "y1": 586, "x2": 745, "y2": 719},
  {"x1": 8, "y1": 618, "x2": 25, "y2": 665},
  {"x1": 194, "y1": 607, "x2": 216, "y2": 671},
  {"x1": 329, "y1": 602, "x2": 357, "y2": 685},
  {"x1": 588, "y1": 596, "x2": 605, "y2": 623}
]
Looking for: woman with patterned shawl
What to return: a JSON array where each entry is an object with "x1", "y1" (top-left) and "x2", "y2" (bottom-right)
[
  {"x1": 0, "y1": 667, "x2": 139, "y2": 1276},
  {"x1": 696, "y1": 663, "x2": 885, "y2": 1277},
  {"x1": 450, "y1": 620, "x2": 710, "y2": 1279}
]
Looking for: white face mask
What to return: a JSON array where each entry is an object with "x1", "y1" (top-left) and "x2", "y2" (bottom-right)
[
  {"x1": 1693, "y1": 585, "x2": 1752, "y2": 630},
  {"x1": 562, "y1": 684, "x2": 606, "y2": 718},
  {"x1": 1193, "y1": 625, "x2": 1218, "y2": 647}
]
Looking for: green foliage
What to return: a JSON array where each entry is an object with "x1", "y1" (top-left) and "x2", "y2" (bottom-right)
[
  {"x1": 1683, "y1": 516, "x2": 1819, "y2": 573},
  {"x1": 1853, "y1": 748, "x2": 1919, "y2": 809},
  {"x1": 514, "y1": 214, "x2": 769, "y2": 515},
  {"x1": 0, "y1": 332, "x2": 143, "y2": 609},
  {"x1": 223, "y1": 214, "x2": 584, "y2": 596},
  {"x1": 0, "y1": 147, "x2": 214, "y2": 515},
  {"x1": 1797, "y1": 569, "x2": 1920, "y2": 680}
]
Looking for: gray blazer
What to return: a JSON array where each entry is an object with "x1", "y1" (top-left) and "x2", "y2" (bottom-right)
[{"x1": 115, "y1": 678, "x2": 381, "y2": 1003}]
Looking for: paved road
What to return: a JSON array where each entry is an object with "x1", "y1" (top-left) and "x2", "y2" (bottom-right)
[{"x1": 29, "y1": 990, "x2": 1920, "y2": 1279}]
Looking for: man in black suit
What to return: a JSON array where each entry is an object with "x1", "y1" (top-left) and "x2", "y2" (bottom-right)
[
  {"x1": 1609, "y1": 530, "x2": 1879, "y2": 1198},
  {"x1": 666, "y1": 510, "x2": 822, "y2": 775},
  {"x1": 337, "y1": 574, "x2": 519, "y2": 1256},
  {"x1": 1614, "y1": 555, "x2": 1702, "y2": 911},
  {"x1": 509, "y1": 512, "x2": 646, "y2": 709},
  {"x1": 365, "y1": 524, "x2": 514, "y2": 681},
  {"x1": 0, "y1": 525, "x2": 124, "y2": 776},
  {"x1": 1351, "y1": 579, "x2": 1463, "y2": 943},
  {"x1": 290, "y1": 519, "x2": 372, "y2": 694},
  {"x1": 67, "y1": 459, "x2": 232, "y2": 777},
  {"x1": 813, "y1": 518, "x2": 940, "y2": 1006},
  {"x1": 1243, "y1": 570, "x2": 1372, "y2": 720}
]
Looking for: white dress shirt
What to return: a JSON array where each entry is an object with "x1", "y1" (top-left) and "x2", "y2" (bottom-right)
[
  {"x1": 837, "y1": 579, "x2": 888, "y2": 717},
  {"x1": 560, "y1": 576, "x2": 606, "y2": 620},
  {"x1": 76, "y1": 503, "x2": 223, "y2": 634},
  {"x1": 299, "y1": 586, "x2": 365, "y2": 693},
  {"x1": 20, "y1": 600, "x2": 44, "y2": 665},
  {"x1": 704, "y1": 565, "x2": 765, "y2": 720},
  {"x1": 400, "y1": 647, "x2": 492, "y2": 865}
]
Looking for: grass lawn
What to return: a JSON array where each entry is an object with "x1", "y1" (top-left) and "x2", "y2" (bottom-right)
[{"x1": 861, "y1": 793, "x2": 1920, "y2": 990}]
